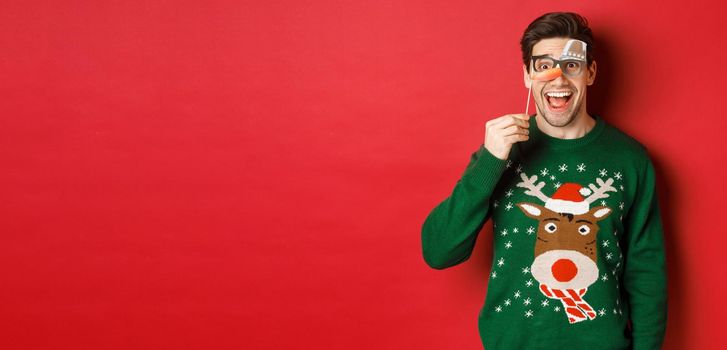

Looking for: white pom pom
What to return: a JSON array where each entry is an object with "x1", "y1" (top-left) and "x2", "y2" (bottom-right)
[{"x1": 579, "y1": 187, "x2": 592, "y2": 196}]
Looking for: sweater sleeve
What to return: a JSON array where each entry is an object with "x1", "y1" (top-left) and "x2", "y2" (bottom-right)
[
  {"x1": 622, "y1": 155, "x2": 668, "y2": 350},
  {"x1": 421, "y1": 144, "x2": 508, "y2": 270}
]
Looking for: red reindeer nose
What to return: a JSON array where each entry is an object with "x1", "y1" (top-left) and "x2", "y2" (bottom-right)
[{"x1": 552, "y1": 259, "x2": 578, "y2": 282}]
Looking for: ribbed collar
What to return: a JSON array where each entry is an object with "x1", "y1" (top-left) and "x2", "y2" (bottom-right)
[{"x1": 528, "y1": 114, "x2": 606, "y2": 151}]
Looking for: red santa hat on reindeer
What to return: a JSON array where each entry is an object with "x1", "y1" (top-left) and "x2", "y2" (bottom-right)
[{"x1": 544, "y1": 183, "x2": 592, "y2": 215}]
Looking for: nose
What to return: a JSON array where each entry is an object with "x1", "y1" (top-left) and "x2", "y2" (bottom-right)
[
  {"x1": 551, "y1": 258, "x2": 578, "y2": 282},
  {"x1": 550, "y1": 67, "x2": 569, "y2": 83}
]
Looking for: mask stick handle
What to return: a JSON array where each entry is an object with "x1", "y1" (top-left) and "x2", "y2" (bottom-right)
[{"x1": 525, "y1": 78, "x2": 532, "y2": 116}]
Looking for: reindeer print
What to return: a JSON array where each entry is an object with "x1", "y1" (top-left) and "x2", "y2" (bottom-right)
[{"x1": 516, "y1": 172, "x2": 616, "y2": 324}]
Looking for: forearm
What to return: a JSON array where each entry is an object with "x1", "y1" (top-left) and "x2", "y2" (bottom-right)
[{"x1": 421, "y1": 145, "x2": 507, "y2": 269}]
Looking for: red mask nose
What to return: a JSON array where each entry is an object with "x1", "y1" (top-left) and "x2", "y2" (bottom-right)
[{"x1": 551, "y1": 258, "x2": 578, "y2": 282}]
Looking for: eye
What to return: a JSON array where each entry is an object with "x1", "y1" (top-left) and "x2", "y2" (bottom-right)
[
  {"x1": 534, "y1": 59, "x2": 553, "y2": 71},
  {"x1": 564, "y1": 61, "x2": 582, "y2": 72},
  {"x1": 578, "y1": 225, "x2": 591, "y2": 235},
  {"x1": 544, "y1": 223, "x2": 557, "y2": 233}
]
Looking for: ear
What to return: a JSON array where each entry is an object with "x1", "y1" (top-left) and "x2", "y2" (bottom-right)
[
  {"x1": 586, "y1": 60, "x2": 597, "y2": 86},
  {"x1": 588, "y1": 205, "x2": 612, "y2": 221},
  {"x1": 523, "y1": 64, "x2": 532, "y2": 89},
  {"x1": 517, "y1": 202, "x2": 546, "y2": 219}
]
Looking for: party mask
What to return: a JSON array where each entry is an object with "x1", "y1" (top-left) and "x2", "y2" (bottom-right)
[
  {"x1": 530, "y1": 39, "x2": 588, "y2": 81},
  {"x1": 525, "y1": 39, "x2": 588, "y2": 115}
]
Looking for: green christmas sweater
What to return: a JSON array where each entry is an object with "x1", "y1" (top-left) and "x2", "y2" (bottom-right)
[{"x1": 421, "y1": 115, "x2": 668, "y2": 350}]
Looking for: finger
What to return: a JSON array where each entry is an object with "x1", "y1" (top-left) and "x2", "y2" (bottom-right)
[
  {"x1": 486, "y1": 115, "x2": 507, "y2": 128},
  {"x1": 491, "y1": 118, "x2": 514, "y2": 131},
  {"x1": 488, "y1": 114, "x2": 530, "y2": 130},
  {"x1": 498, "y1": 117, "x2": 529, "y2": 130},
  {"x1": 505, "y1": 133, "x2": 530, "y2": 144},
  {"x1": 502, "y1": 124, "x2": 529, "y2": 136},
  {"x1": 512, "y1": 117, "x2": 530, "y2": 128}
]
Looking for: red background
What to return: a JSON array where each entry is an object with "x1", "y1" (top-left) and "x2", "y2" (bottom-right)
[{"x1": 1, "y1": 1, "x2": 725, "y2": 349}]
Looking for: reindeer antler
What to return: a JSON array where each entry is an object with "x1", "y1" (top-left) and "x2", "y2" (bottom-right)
[
  {"x1": 585, "y1": 178, "x2": 617, "y2": 203},
  {"x1": 516, "y1": 172, "x2": 551, "y2": 203}
]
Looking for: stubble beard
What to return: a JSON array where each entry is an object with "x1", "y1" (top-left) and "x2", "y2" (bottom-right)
[{"x1": 536, "y1": 93, "x2": 582, "y2": 128}]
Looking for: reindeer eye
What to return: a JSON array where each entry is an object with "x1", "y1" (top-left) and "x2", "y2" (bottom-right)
[
  {"x1": 578, "y1": 225, "x2": 591, "y2": 235},
  {"x1": 544, "y1": 223, "x2": 557, "y2": 233}
]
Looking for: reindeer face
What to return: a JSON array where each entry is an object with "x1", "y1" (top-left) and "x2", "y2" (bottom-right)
[
  {"x1": 517, "y1": 202, "x2": 612, "y2": 290},
  {"x1": 517, "y1": 202, "x2": 611, "y2": 260}
]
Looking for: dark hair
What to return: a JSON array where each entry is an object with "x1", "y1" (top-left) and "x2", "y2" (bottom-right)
[{"x1": 520, "y1": 12, "x2": 594, "y2": 73}]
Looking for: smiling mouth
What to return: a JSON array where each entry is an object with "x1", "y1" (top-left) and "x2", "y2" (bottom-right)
[{"x1": 545, "y1": 92, "x2": 573, "y2": 112}]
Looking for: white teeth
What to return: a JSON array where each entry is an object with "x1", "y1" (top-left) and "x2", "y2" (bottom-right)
[{"x1": 546, "y1": 91, "x2": 572, "y2": 97}]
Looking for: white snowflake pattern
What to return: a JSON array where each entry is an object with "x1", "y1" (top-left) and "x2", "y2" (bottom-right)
[
  {"x1": 541, "y1": 299, "x2": 550, "y2": 307},
  {"x1": 554, "y1": 182, "x2": 562, "y2": 189},
  {"x1": 514, "y1": 290, "x2": 521, "y2": 299},
  {"x1": 505, "y1": 202, "x2": 513, "y2": 211},
  {"x1": 540, "y1": 168, "x2": 549, "y2": 176},
  {"x1": 493, "y1": 200, "x2": 499, "y2": 208},
  {"x1": 601, "y1": 274, "x2": 609, "y2": 282},
  {"x1": 554, "y1": 306, "x2": 561, "y2": 312},
  {"x1": 505, "y1": 241, "x2": 513, "y2": 249},
  {"x1": 601, "y1": 200, "x2": 607, "y2": 206},
  {"x1": 512, "y1": 227, "x2": 519, "y2": 233},
  {"x1": 619, "y1": 202, "x2": 624, "y2": 210},
  {"x1": 497, "y1": 258, "x2": 505, "y2": 267},
  {"x1": 602, "y1": 240, "x2": 610, "y2": 248},
  {"x1": 525, "y1": 310, "x2": 533, "y2": 318},
  {"x1": 500, "y1": 228, "x2": 508, "y2": 237},
  {"x1": 599, "y1": 169, "x2": 608, "y2": 177},
  {"x1": 527, "y1": 226, "x2": 535, "y2": 235},
  {"x1": 516, "y1": 164, "x2": 523, "y2": 174},
  {"x1": 522, "y1": 266, "x2": 530, "y2": 274},
  {"x1": 598, "y1": 309, "x2": 607, "y2": 316},
  {"x1": 523, "y1": 297, "x2": 532, "y2": 306},
  {"x1": 506, "y1": 189, "x2": 514, "y2": 197},
  {"x1": 620, "y1": 185, "x2": 624, "y2": 191},
  {"x1": 614, "y1": 172, "x2": 623, "y2": 180},
  {"x1": 492, "y1": 271, "x2": 497, "y2": 278},
  {"x1": 506, "y1": 160, "x2": 513, "y2": 168},
  {"x1": 495, "y1": 306, "x2": 503, "y2": 312},
  {"x1": 577, "y1": 163, "x2": 586, "y2": 172},
  {"x1": 558, "y1": 164, "x2": 568, "y2": 172},
  {"x1": 549, "y1": 175, "x2": 556, "y2": 180},
  {"x1": 525, "y1": 279, "x2": 534, "y2": 287},
  {"x1": 606, "y1": 252, "x2": 613, "y2": 260},
  {"x1": 504, "y1": 299, "x2": 512, "y2": 306}
]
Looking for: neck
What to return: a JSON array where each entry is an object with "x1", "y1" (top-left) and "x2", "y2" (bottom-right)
[{"x1": 535, "y1": 108, "x2": 596, "y2": 139}]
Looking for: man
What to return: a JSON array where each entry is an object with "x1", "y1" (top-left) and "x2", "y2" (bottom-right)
[{"x1": 421, "y1": 12, "x2": 667, "y2": 350}]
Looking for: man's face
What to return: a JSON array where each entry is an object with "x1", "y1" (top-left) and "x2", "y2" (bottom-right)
[{"x1": 523, "y1": 37, "x2": 597, "y2": 127}]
